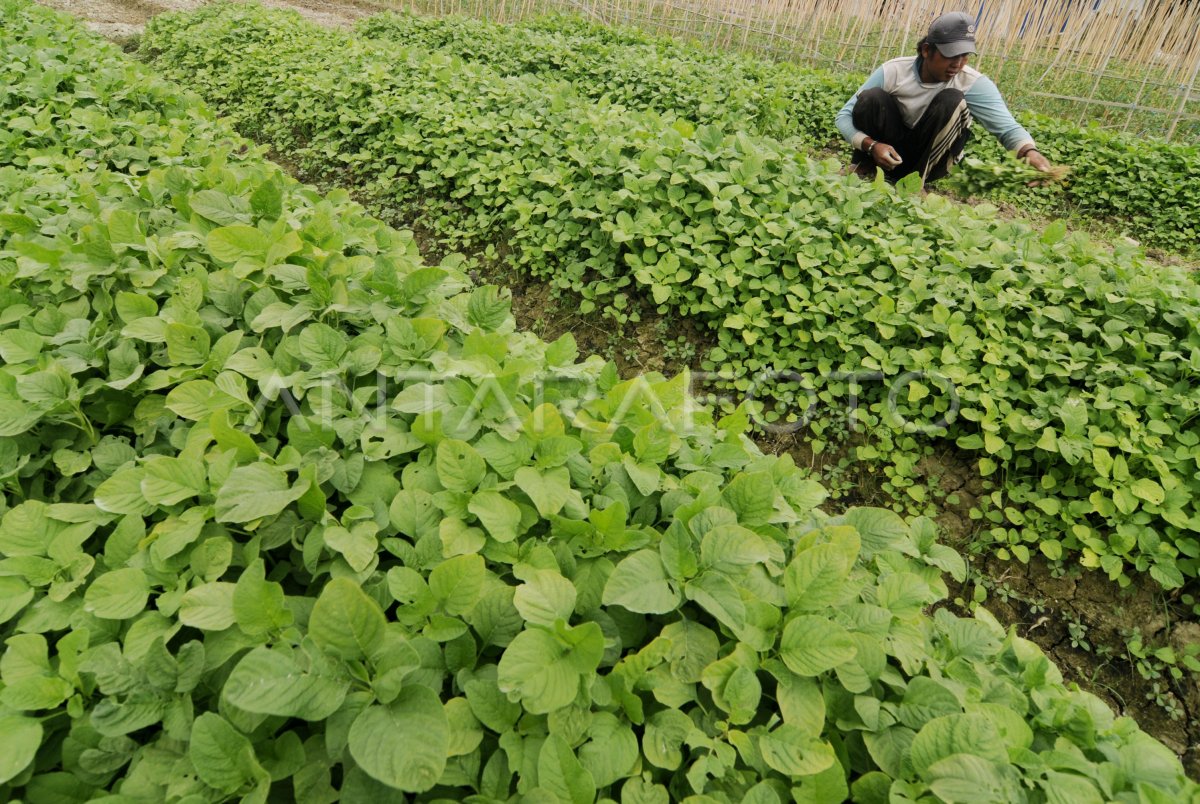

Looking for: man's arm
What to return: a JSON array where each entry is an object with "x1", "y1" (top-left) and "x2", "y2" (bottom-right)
[
  {"x1": 835, "y1": 67, "x2": 885, "y2": 150},
  {"x1": 963, "y1": 75, "x2": 1034, "y2": 152}
]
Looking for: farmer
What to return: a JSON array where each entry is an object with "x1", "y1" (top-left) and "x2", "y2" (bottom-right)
[{"x1": 836, "y1": 11, "x2": 1055, "y2": 183}]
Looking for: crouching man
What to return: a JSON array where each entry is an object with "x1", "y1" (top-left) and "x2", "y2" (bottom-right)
[{"x1": 836, "y1": 11, "x2": 1056, "y2": 183}]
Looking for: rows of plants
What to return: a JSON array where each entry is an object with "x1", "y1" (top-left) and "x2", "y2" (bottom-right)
[
  {"x1": 354, "y1": 10, "x2": 1200, "y2": 255},
  {"x1": 140, "y1": 3, "x2": 1200, "y2": 592},
  {"x1": 4, "y1": 0, "x2": 1198, "y2": 800},
  {"x1": 353, "y1": 11, "x2": 856, "y2": 149}
]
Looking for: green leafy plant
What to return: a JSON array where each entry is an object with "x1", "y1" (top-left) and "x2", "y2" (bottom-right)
[
  {"x1": 140, "y1": 3, "x2": 1200, "y2": 590},
  {"x1": 942, "y1": 156, "x2": 1070, "y2": 198},
  {"x1": 3, "y1": 2, "x2": 1197, "y2": 800},
  {"x1": 354, "y1": 9, "x2": 1200, "y2": 256}
]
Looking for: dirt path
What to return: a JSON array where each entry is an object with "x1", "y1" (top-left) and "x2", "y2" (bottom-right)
[{"x1": 36, "y1": 0, "x2": 379, "y2": 40}]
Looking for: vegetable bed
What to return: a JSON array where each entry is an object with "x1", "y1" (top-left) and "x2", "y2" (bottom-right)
[
  {"x1": 140, "y1": 3, "x2": 1200, "y2": 590},
  {"x1": 2, "y1": 1, "x2": 1197, "y2": 801},
  {"x1": 354, "y1": 10, "x2": 1200, "y2": 256}
]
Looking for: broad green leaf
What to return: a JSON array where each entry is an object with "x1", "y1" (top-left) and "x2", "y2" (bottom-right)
[
  {"x1": 578, "y1": 712, "x2": 639, "y2": 787},
  {"x1": 899, "y1": 677, "x2": 962, "y2": 730},
  {"x1": 0, "y1": 715, "x2": 42, "y2": 784},
  {"x1": 296, "y1": 322, "x2": 348, "y2": 367},
  {"x1": 468, "y1": 490, "x2": 522, "y2": 542},
  {"x1": 223, "y1": 647, "x2": 349, "y2": 720},
  {"x1": 178, "y1": 582, "x2": 237, "y2": 630},
  {"x1": 214, "y1": 464, "x2": 307, "y2": 523},
  {"x1": 148, "y1": 511, "x2": 205, "y2": 565},
  {"x1": 233, "y1": 559, "x2": 292, "y2": 636},
  {"x1": 684, "y1": 570, "x2": 747, "y2": 631},
  {"x1": 140, "y1": 455, "x2": 207, "y2": 506},
  {"x1": 785, "y1": 530, "x2": 859, "y2": 610},
  {"x1": 877, "y1": 572, "x2": 933, "y2": 616},
  {"x1": 722, "y1": 471, "x2": 775, "y2": 524},
  {"x1": 643, "y1": 709, "x2": 692, "y2": 770},
  {"x1": 792, "y1": 762, "x2": 849, "y2": 804},
  {"x1": 863, "y1": 726, "x2": 915, "y2": 779},
  {"x1": 514, "y1": 569, "x2": 577, "y2": 626},
  {"x1": 927, "y1": 753, "x2": 1020, "y2": 803},
  {"x1": 0, "y1": 399, "x2": 40, "y2": 437},
  {"x1": 467, "y1": 285, "x2": 511, "y2": 331},
  {"x1": 622, "y1": 456, "x2": 661, "y2": 496},
  {"x1": 1, "y1": 676, "x2": 73, "y2": 711},
  {"x1": 1058, "y1": 398, "x2": 1088, "y2": 437},
  {"x1": 603, "y1": 550, "x2": 680, "y2": 614},
  {"x1": 309, "y1": 577, "x2": 387, "y2": 660},
  {"x1": 0, "y1": 501, "x2": 57, "y2": 556},
  {"x1": 909, "y1": 714, "x2": 1005, "y2": 776},
  {"x1": 514, "y1": 465, "x2": 573, "y2": 517},
  {"x1": 1040, "y1": 770, "x2": 1105, "y2": 804},
  {"x1": 700, "y1": 523, "x2": 771, "y2": 567},
  {"x1": 1130, "y1": 478, "x2": 1165, "y2": 506},
  {"x1": 165, "y1": 322, "x2": 210, "y2": 365},
  {"x1": 323, "y1": 524, "x2": 378, "y2": 573},
  {"x1": 189, "y1": 712, "x2": 267, "y2": 794},
  {"x1": 1116, "y1": 732, "x2": 1187, "y2": 789},
  {"x1": 389, "y1": 487, "x2": 440, "y2": 537},
  {"x1": 165, "y1": 379, "x2": 238, "y2": 421},
  {"x1": 779, "y1": 616, "x2": 857, "y2": 676},
  {"x1": 718, "y1": 664, "x2": 761, "y2": 723},
  {"x1": 444, "y1": 697, "x2": 484, "y2": 757},
  {"x1": 758, "y1": 726, "x2": 837, "y2": 776},
  {"x1": 0, "y1": 578, "x2": 34, "y2": 626},
  {"x1": 843, "y1": 508, "x2": 909, "y2": 558},
  {"x1": 437, "y1": 439, "x2": 486, "y2": 492},
  {"x1": 622, "y1": 778, "x2": 670, "y2": 804},
  {"x1": 0, "y1": 329, "x2": 44, "y2": 363},
  {"x1": 84, "y1": 568, "x2": 148, "y2": 620},
  {"x1": 208, "y1": 224, "x2": 270, "y2": 263},
  {"x1": 776, "y1": 672, "x2": 826, "y2": 738},
  {"x1": 428, "y1": 553, "x2": 486, "y2": 616},
  {"x1": 250, "y1": 177, "x2": 284, "y2": 220},
  {"x1": 94, "y1": 468, "x2": 153, "y2": 516},
  {"x1": 440, "y1": 517, "x2": 485, "y2": 560},
  {"x1": 661, "y1": 619, "x2": 720, "y2": 683},
  {"x1": 497, "y1": 624, "x2": 603, "y2": 714},
  {"x1": 348, "y1": 686, "x2": 448, "y2": 792},
  {"x1": 465, "y1": 672, "x2": 522, "y2": 733},
  {"x1": 538, "y1": 733, "x2": 596, "y2": 804},
  {"x1": 91, "y1": 696, "x2": 165, "y2": 736}
]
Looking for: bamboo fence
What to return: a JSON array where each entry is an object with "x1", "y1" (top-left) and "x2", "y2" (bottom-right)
[{"x1": 388, "y1": 0, "x2": 1200, "y2": 140}]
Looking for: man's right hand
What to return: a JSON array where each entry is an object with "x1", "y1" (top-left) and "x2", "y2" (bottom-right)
[{"x1": 871, "y1": 142, "x2": 903, "y2": 170}]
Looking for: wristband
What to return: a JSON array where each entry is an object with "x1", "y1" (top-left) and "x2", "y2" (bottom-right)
[
  {"x1": 1018, "y1": 145, "x2": 1039, "y2": 159},
  {"x1": 867, "y1": 141, "x2": 879, "y2": 156}
]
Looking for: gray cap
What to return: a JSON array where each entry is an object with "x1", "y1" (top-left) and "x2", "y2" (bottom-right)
[{"x1": 927, "y1": 11, "x2": 977, "y2": 58}]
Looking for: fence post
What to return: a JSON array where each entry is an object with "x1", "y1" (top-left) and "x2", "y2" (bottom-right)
[{"x1": 1167, "y1": 55, "x2": 1200, "y2": 141}]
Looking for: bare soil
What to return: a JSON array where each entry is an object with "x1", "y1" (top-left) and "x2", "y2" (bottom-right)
[
  {"x1": 37, "y1": 0, "x2": 379, "y2": 42},
  {"x1": 35, "y1": 0, "x2": 1200, "y2": 776}
]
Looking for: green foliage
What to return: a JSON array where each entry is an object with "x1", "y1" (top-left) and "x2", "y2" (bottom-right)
[
  {"x1": 354, "y1": 10, "x2": 854, "y2": 149},
  {"x1": 354, "y1": 9, "x2": 1200, "y2": 255},
  {"x1": 3, "y1": 1, "x2": 1197, "y2": 800},
  {"x1": 948, "y1": 122, "x2": 1200, "y2": 252},
  {"x1": 141, "y1": 3, "x2": 1200, "y2": 588}
]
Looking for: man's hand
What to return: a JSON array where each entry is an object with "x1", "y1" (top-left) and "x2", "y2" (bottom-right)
[
  {"x1": 1024, "y1": 149, "x2": 1052, "y2": 173},
  {"x1": 871, "y1": 141, "x2": 903, "y2": 170},
  {"x1": 1021, "y1": 149, "x2": 1066, "y2": 187}
]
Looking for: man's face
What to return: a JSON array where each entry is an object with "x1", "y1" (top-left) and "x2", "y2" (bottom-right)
[{"x1": 922, "y1": 46, "x2": 970, "y2": 82}]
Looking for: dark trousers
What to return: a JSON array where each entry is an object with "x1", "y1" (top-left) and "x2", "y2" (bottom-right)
[{"x1": 850, "y1": 87, "x2": 972, "y2": 183}]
